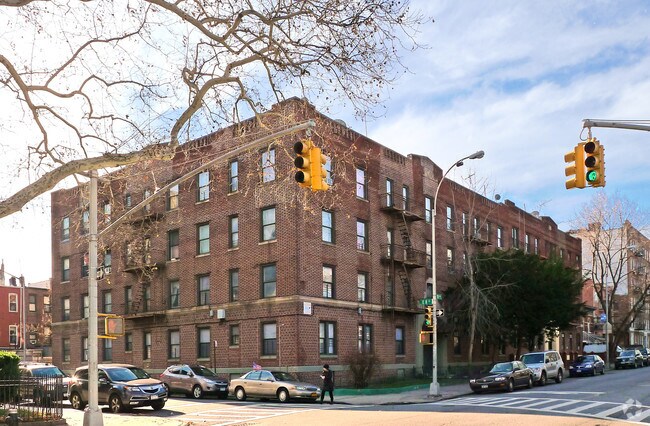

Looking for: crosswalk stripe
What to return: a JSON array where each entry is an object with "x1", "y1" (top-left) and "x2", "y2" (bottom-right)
[
  {"x1": 628, "y1": 408, "x2": 650, "y2": 422},
  {"x1": 565, "y1": 401, "x2": 604, "y2": 413},
  {"x1": 515, "y1": 399, "x2": 557, "y2": 409},
  {"x1": 593, "y1": 405, "x2": 625, "y2": 417},
  {"x1": 542, "y1": 400, "x2": 582, "y2": 411}
]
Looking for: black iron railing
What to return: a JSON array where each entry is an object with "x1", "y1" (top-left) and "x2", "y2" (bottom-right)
[{"x1": 0, "y1": 377, "x2": 64, "y2": 422}]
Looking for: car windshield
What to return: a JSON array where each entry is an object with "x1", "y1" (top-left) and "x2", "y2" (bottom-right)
[
  {"x1": 621, "y1": 350, "x2": 634, "y2": 357},
  {"x1": 576, "y1": 356, "x2": 593, "y2": 363},
  {"x1": 106, "y1": 368, "x2": 139, "y2": 382},
  {"x1": 271, "y1": 372, "x2": 298, "y2": 382},
  {"x1": 190, "y1": 365, "x2": 216, "y2": 377},
  {"x1": 521, "y1": 353, "x2": 544, "y2": 364},
  {"x1": 31, "y1": 366, "x2": 67, "y2": 378},
  {"x1": 128, "y1": 367, "x2": 151, "y2": 379},
  {"x1": 489, "y1": 363, "x2": 513, "y2": 373}
]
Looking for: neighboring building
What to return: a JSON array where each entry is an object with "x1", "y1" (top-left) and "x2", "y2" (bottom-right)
[
  {"x1": 0, "y1": 261, "x2": 52, "y2": 360},
  {"x1": 49, "y1": 98, "x2": 582, "y2": 383}
]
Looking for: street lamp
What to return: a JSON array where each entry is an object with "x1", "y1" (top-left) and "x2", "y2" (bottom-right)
[{"x1": 429, "y1": 150, "x2": 484, "y2": 396}]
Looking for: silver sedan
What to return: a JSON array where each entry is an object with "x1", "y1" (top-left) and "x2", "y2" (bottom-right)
[{"x1": 229, "y1": 370, "x2": 321, "y2": 402}]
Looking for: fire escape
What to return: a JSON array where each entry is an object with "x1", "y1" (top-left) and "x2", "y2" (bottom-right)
[{"x1": 380, "y1": 192, "x2": 426, "y2": 310}]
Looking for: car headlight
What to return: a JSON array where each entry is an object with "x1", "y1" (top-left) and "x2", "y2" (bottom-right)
[
  {"x1": 532, "y1": 367, "x2": 541, "y2": 372},
  {"x1": 494, "y1": 377, "x2": 506, "y2": 382},
  {"x1": 585, "y1": 364, "x2": 592, "y2": 368},
  {"x1": 125, "y1": 385, "x2": 141, "y2": 392},
  {"x1": 295, "y1": 386, "x2": 307, "y2": 390},
  {"x1": 469, "y1": 379, "x2": 476, "y2": 383}
]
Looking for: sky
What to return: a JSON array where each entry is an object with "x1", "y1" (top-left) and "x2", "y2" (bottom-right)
[{"x1": 1, "y1": 0, "x2": 650, "y2": 283}]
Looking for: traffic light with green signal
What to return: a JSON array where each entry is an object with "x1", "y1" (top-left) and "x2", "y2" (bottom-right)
[
  {"x1": 294, "y1": 139, "x2": 329, "y2": 191},
  {"x1": 584, "y1": 138, "x2": 605, "y2": 187},
  {"x1": 564, "y1": 143, "x2": 586, "y2": 190},
  {"x1": 424, "y1": 305, "x2": 434, "y2": 328}
]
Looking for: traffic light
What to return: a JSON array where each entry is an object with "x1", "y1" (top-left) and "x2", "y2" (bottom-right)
[
  {"x1": 419, "y1": 330, "x2": 433, "y2": 345},
  {"x1": 293, "y1": 139, "x2": 330, "y2": 191},
  {"x1": 424, "y1": 305, "x2": 434, "y2": 328},
  {"x1": 564, "y1": 143, "x2": 586, "y2": 189},
  {"x1": 584, "y1": 138, "x2": 605, "y2": 187},
  {"x1": 104, "y1": 316, "x2": 125, "y2": 337}
]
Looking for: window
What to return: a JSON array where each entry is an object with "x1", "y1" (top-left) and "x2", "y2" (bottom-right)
[
  {"x1": 144, "y1": 332, "x2": 152, "y2": 360},
  {"x1": 425, "y1": 197, "x2": 432, "y2": 223},
  {"x1": 525, "y1": 234, "x2": 530, "y2": 253},
  {"x1": 512, "y1": 227, "x2": 520, "y2": 248},
  {"x1": 169, "y1": 330, "x2": 180, "y2": 359},
  {"x1": 197, "y1": 223, "x2": 210, "y2": 255},
  {"x1": 125, "y1": 193, "x2": 132, "y2": 208},
  {"x1": 262, "y1": 323, "x2": 277, "y2": 356},
  {"x1": 168, "y1": 184, "x2": 179, "y2": 210},
  {"x1": 462, "y1": 212, "x2": 468, "y2": 235},
  {"x1": 319, "y1": 321, "x2": 336, "y2": 355},
  {"x1": 229, "y1": 269, "x2": 239, "y2": 302},
  {"x1": 323, "y1": 265, "x2": 335, "y2": 299},
  {"x1": 8, "y1": 294, "x2": 17, "y2": 312},
  {"x1": 355, "y1": 167, "x2": 367, "y2": 199},
  {"x1": 229, "y1": 215, "x2": 239, "y2": 248},
  {"x1": 497, "y1": 226, "x2": 503, "y2": 248},
  {"x1": 142, "y1": 284, "x2": 151, "y2": 312},
  {"x1": 446, "y1": 206, "x2": 454, "y2": 231},
  {"x1": 426, "y1": 241, "x2": 432, "y2": 269},
  {"x1": 124, "y1": 287, "x2": 132, "y2": 314},
  {"x1": 82, "y1": 336, "x2": 88, "y2": 362},
  {"x1": 230, "y1": 324, "x2": 240, "y2": 346},
  {"x1": 81, "y1": 209, "x2": 90, "y2": 235},
  {"x1": 261, "y1": 263, "x2": 277, "y2": 298},
  {"x1": 197, "y1": 170, "x2": 210, "y2": 201},
  {"x1": 103, "y1": 291, "x2": 112, "y2": 313},
  {"x1": 324, "y1": 156, "x2": 333, "y2": 186},
  {"x1": 356, "y1": 219, "x2": 368, "y2": 251},
  {"x1": 125, "y1": 333, "x2": 133, "y2": 352},
  {"x1": 143, "y1": 188, "x2": 152, "y2": 213},
  {"x1": 9, "y1": 326, "x2": 18, "y2": 345},
  {"x1": 28, "y1": 294, "x2": 36, "y2": 312},
  {"x1": 62, "y1": 338, "x2": 70, "y2": 362},
  {"x1": 197, "y1": 275, "x2": 210, "y2": 306},
  {"x1": 385, "y1": 178, "x2": 393, "y2": 207},
  {"x1": 472, "y1": 217, "x2": 480, "y2": 236},
  {"x1": 62, "y1": 297, "x2": 70, "y2": 321},
  {"x1": 229, "y1": 160, "x2": 239, "y2": 193},
  {"x1": 43, "y1": 296, "x2": 50, "y2": 313},
  {"x1": 357, "y1": 272, "x2": 368, "y2": 302},
  {"x1": 81, "y1": 253, "x2": 89, "y2": 278},
  {"x1": 102, "y1": 201, "x2": 112, "y2": 224},
  {"x1": 447, "y1": 247, "x2": 455, "y2": 272},
  {"x1": 261, "y1": 148, "x2": 276, "y2": 182},
  {"x1": 396, "y1": 327, "x2": 405, "y2": 355},
  {"x1": 103, "y1": 339, "x2": 113, "y2": 361},
  {"x1": 534, "y1": 237, "x2": 539, "y2": 254},
  {"x1": 402, "y1": 185, "x2": 409, "y2": 210},
  {"x1": 168, "y1": 229, "x2": 180, "y2": 260},
  {"x1": 62, "y1": 257, "x2": 70, "y2": 281},
  {"x1": 198, "y1": 328, "x2": 210, "y2": 358},
  {"x1": 358, "y1": 324, "x2": 373, "y2": 353},
  {"x1": 103, "y1": 250, "x2": 112, "y2": 274},
  {"x1": 82, "y1": 294, "x2": 89, "y2": 319},
  {"x1": 261, "y1": 206, "x2": 276, "y2": 241},
  {"x1": 486, "y1": 222, "x2": 493, "y2": 242},
  {"x1": 62, "y1": 216, "x2": 70, "y2": 241},
  {"x1": 322, "y1": 210, "x2": 334, "y2": 243},
  {"x1": 387, "y1": 229, "x2": 393, "y2": 258},
  {"x1": 169, "y1": 280, "x2": 180, "y2": 308}
]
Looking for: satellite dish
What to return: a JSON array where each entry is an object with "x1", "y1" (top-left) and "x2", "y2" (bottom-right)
[{"x1": 495, "y1": 194, "x2": 501, "y2": 201}]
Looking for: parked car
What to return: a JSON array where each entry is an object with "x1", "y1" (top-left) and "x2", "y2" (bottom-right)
[
  {"x1": 469, "y1": 361, "x2": 533, "y2": 393},
  {"x1": 615, "y1": 349, "x2": 644, "y2": 369},
  {"x1": 520, "y1": 350, "x2": 565, "y2": 385},
  {"x1": 626, "y1": 346, "x2": 650, "y2": 366},
  {"x1": 19, "y1": 362, "x2": 72, "y2": 404},
  {"x1": 568, "y1": 354, "x2": 605, "y2": 377},
  {"x1": 69, "y1": 364, "x2": 167, "y2": 413},
  {"x1": 229, "y1": 369, "x2": 321, "y2": 402},
  {"x1": 160, "y1": 364, "x2": 228, "y2": 399}
]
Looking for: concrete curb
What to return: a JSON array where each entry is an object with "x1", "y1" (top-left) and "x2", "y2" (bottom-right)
[{"x1": 335, "y1": 383, "x2": 430, "y2": 396}]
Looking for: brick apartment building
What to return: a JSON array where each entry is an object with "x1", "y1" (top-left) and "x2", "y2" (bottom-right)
[
  {"x1": 50, "y1": 98, "x2": 582, "y2": 383},
  {"x1": 0, "y1": 262, "x2": 52, "y2": 359}
]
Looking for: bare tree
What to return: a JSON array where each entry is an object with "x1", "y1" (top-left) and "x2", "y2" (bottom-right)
[
  {"x1": 572, "y1": 193, "x2": 650, "y2": 355},
  {"x1": 0, "y1": 0, "x2": 425, "y2": 218}
]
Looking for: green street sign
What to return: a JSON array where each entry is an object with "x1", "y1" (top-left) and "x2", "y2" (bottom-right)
[
  {"x1": 418, "y1": 298, "x2": 433, "y2": 306},
  {"x1": 436, "y1": 294, "x2": 443, "y2": 301}
]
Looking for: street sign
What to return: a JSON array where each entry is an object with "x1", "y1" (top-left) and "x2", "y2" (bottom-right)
[
  {"x1": 600, "y1": 313, "x2": 607, "y2": 323},
  {"x1": 436, "y1": 294, "x2": 443, "y2": 301},
  {"x1": 418, "y1": 298, "x2": 433, "y2": 306},
  {"x1": 435, "y1": 309, "x2": 444, "y2": 317}
]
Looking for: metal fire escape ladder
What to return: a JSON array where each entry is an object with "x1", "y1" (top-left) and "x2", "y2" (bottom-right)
[{"x1": 397, "y1": 211, "x2": 415, "y2": 308}]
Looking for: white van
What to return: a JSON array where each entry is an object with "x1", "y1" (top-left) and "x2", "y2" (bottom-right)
[{"x1": 520, "y1": 350, "x2": 565, "y2": 385}]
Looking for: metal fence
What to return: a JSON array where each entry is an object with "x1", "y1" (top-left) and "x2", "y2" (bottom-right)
[{"x1": 0, "y1": 376, "x2": 64, "y2": 422}]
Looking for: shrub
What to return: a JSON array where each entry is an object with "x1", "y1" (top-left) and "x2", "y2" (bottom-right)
[{"x1": 345, "y1": 351, "x2": 379, "y2": 388}]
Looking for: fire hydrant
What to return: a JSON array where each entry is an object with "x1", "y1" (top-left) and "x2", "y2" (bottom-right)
[{"x1": 4, "y1": 408, "x2": 20, "y2": 426}]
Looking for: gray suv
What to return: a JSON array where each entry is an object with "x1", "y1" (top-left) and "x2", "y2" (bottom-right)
[
  {"x1": 159, "y1": 364, "x2": 228, "y2": 399},
  {"x1": 520, "y1": 350, "x2": 565, "y2": 385},
  {"x1": 69, "y1": 364, "x2": 167, "y2": 413}
]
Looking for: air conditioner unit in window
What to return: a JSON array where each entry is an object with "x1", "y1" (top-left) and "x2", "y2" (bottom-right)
[{"x1": 217, "y1": 309, "x2": 226, "y2": 319}]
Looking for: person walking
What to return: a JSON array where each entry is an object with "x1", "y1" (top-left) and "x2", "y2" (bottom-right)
[{"x1": 320, "y1": 364, "x2": 334, "y2": 404}]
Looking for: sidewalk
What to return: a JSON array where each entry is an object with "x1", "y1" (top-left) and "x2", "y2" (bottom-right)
[{"x1": 332, "y1": 381, "x2": 472, "y2": 405}]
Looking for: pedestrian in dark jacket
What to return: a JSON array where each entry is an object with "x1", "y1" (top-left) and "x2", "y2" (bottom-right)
[{"x1": 320, "y1": 364, "x2": 334, "y2": 404}]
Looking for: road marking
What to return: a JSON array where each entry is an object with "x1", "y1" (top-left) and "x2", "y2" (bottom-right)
[
  {"x1": 593, "y1": 405, "x2": 625, "y2": 417},
  {"x1": 495, "y1": 398, "x2": 538, "y2": 407},
  {"x1": 542, "y1": 400, "x2": 582, "y2": 411},
  {"x1": 565, "y1": 401, "x2": 603, "y2": 413},
  {"x1": 515, "y1": 399, "x2": 558, "y2": 409},
  {"x1": 628, "y1": 409, "x2": 650, "y2": 422},
  {"x1": 523, "y1": 391, "x2": 605, "y2": 396}
]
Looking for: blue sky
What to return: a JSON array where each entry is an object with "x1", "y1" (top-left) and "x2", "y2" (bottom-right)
[{"x1": 1, "y1": 0, "x2": 649, "y2": 282}]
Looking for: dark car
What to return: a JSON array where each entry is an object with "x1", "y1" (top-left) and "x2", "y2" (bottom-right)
[
  {"x1": 69, "y1": 364, "x2": 167, "y2": 413},
  {"x1": 615, "y1": 349, "x2": 644, "y2": 369},
  {"x1": 19, "y1": 362, "x2": 72, "y2": 404},
  {"x1": 568, "y1": 354, "x2": 605, "y2": 377},
  {"x1": 160, "y1": 364, "x2": 228, "y2": 399},
  {"x1": 469, "y1": 361, "x2": 533, "y2": 393},
  {"x1": 627, "y1": 347, "x2": 650, "y2": 366}
]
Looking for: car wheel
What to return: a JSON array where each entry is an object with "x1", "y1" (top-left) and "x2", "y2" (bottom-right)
[
  {"x1": 526, "y1": 375, "x2": 533, "y2": 389},
  {"x1": 151, "y1": 401, "x2": 165, "y2": 411},
  {"x1": 591, "y1": 368, "x2": 596, "y2": 377},
  {"x1": 555, "y1": 370, "x2": 563, "y2": 384},
  {"x1": 70, "y1": 392, "x2": 86, "y2": 410},
  {"x1": 192, "y1": 385, "x2": 204, "y2": 399},
  {"x1": 109, "y1": 394, "x2": 124, "y2": 413},
  {"x1": 278, "y1": 388, "x2": 290, "y2": 402},
  {"x1": 235, "y1": 387, "x2": 246, "y2": 401},
  {"x1": 506, "y1": 379, "x2": 514, "y2": 392},
  {"x1": 538, "y1": 372, "x2": 547, "y2": 386}
]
